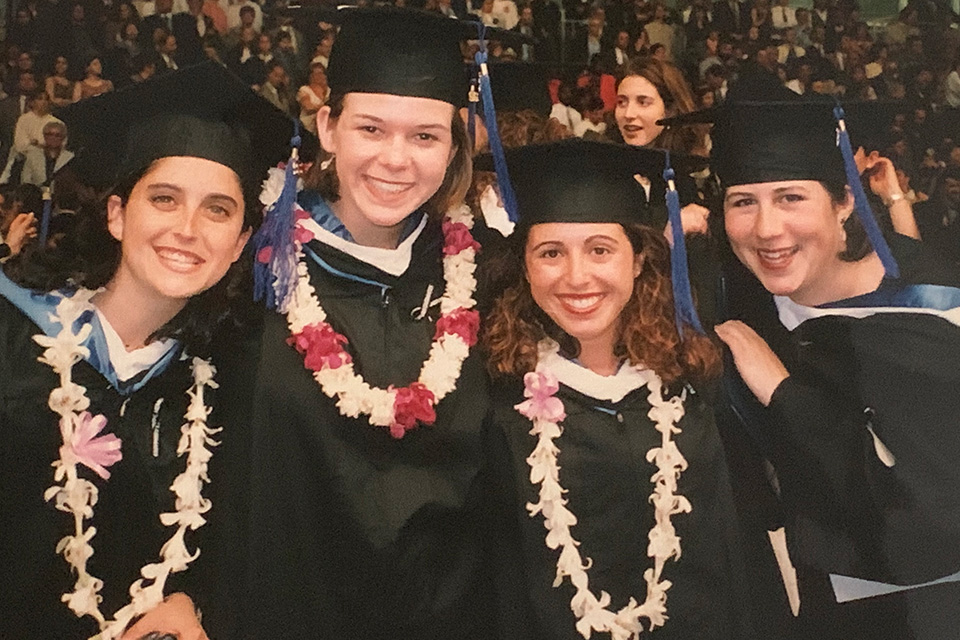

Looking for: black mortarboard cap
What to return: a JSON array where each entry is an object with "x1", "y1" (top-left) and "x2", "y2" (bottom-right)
[
  {"x1": 485, "y1": 62, "x2": 553, "y2": 117},
  {"x1": 475, "y1": 139, "x2": 705, "y2": 227},
  {"x1": 659, "y1": 91, "x2": 903, "y2": 278},
  {"x1": 56, "y1": 61, "x2": 299, "y2": 189},
  {"x1": 658, "y1": 86, "x2": 898, "y2": 188},
  {"x1": 324, "y1": 6, "x2": 531, "y2": 107}
]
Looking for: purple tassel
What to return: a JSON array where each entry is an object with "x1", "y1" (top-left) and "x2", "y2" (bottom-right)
[{"x1": 252, "y1": 123, "x2": 302, "y2": 311}]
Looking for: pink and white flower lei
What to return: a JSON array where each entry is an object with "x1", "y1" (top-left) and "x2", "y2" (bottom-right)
[
  {"x1": 517, "y1": 339, "x2": 692, "y2": 640},
  {"x1": 278, "y1": 197, "x2": 481, "y2": 439},
  {"x1": 36, "y1": 290, "x2": 220, "y2": 640}
]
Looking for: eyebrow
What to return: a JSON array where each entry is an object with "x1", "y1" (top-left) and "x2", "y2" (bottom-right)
[
  {"x1": 145, "y1": 183, "x2": 240, "y2": 207},
  {"x1": 351, "y1": 113, "x2": 450, "y2": 131},
  {"x1": 529, "y1": 234, "x2": 620, "y2": 252}
]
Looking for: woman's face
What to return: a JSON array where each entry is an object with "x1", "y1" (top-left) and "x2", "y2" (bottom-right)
[
  {"x1": 119, "y1": 3, "x2": 131, "y2": 19},
  {"x1": 724, "y1": 180, "x2": 854, "y2": 305},
  {"x1": 309, "y1": 64, "x2": 327, "y2": 86},
  {"x1": 525, "y1": 222, "x2": 641, "y2": 356},
  {"x1": 615, "y1": 75, "x2": 665, "y2": 147},
  {"x1": 55, "y1": 56, "x2": 68, "y2": 75},
  {"x1": 316, "y1": 92, "x2": 456, "y2": 245},
  {"x1": 106, "y1": 156, "x2": 250, "y2": 303}
]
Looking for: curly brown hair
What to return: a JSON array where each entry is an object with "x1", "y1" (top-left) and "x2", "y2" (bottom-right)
[{"x1": 483, "y1": 223, "x2": 721, "y2": 386}]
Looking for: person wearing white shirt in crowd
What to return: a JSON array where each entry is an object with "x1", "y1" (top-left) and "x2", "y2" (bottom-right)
[
  {"x1": 226, "y1": 0, "x2": 262, "y2": 33},
  {"x1": 771, "y1": 0, "x2": 796, "y2": 31},
  {"x1": 945, "y1": 57, "x2": 960, "y2": 109},
  {"x1": 10, "y1": 91, "x2": 57, "y2": 159},
  {"x1": 1, "y1": 120, "x2": 73, "y2": 187},
  {"x1": 573, "y1": 95, "x2": 607, "y2": 138}
]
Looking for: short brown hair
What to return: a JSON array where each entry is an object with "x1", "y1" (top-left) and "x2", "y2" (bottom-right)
[{"x1": 302, "y1": 94, "x2": 472, "y2": 220}]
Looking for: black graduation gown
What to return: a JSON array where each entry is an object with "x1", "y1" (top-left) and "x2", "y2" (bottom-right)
[
  {"x1": 721, "y1": 234, "x2": 960, "y2": 640},
  {"x1": 486, "y1": 375, "x2": 756, "y2": 640},
  {"x1": 0, "y1": 296, "x2": 219, "y2": 639},
  {"x1": 217, "y1": 219, "x2": 493, "y2": 639}
]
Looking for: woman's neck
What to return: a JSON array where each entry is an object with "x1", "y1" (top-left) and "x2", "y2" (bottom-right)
[
  {"x1": 790, "y1": 251, "x2": 886, "y2": 307},
  {"x1": 92, "y1": 276, "x2": 186, "y2": 350},
  {"x1": 329, "y1": 199, "x2": 406, "y2": 249},
  {"x1": 576, "y1": 334, "x2": 620, "y2": 377}
]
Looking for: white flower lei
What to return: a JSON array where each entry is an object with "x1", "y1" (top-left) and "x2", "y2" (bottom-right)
[
  {"x1": 281, "y1": 199, "x2": 479, "y2": 434},
  {"x1": 36, "y1": 289, "x2": 220, "y2": 640},
  {"x1": 518, "y1": 340, "x2": 692, "y2": 640}
]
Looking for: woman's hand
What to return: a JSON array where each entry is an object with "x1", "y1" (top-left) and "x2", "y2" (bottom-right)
[
  {"x1": 715, "y1": 320, "x2": 789, "y2": 407},
  {"x1": 854, "y1": 147, "x2": 902, "y2": 203},
  {"x1": 120, "y1": 593, "x2": 209, "y2": 640},
  {"x1": 663, "y1": 203, "x2": 710, "y2": 247},
  {"x1": 5, "y1": 212, "x2": 36, "y2": 255}
]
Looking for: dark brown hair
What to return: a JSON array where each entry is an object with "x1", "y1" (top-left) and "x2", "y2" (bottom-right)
[{"x1": 483, "y1": 223, "x2": 721, "y2": 386}]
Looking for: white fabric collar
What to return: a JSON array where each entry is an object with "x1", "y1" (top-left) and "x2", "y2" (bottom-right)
[
  {"x1": 540, "y1": 343, "x2": 656, "y2": 403},
  {"x1": 298, "y1": 214, "x2": 427, "y2": 277},
  {"x1": 774, "y1": 295, "x2": 960, "y2": 331},
  {"x1": 95, "y1": 308, "x2": 177, "y2": 382}
]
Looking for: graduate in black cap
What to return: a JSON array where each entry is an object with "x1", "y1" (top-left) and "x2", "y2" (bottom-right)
[
  {"x1": 666, "y1": 96, "x2": 960, "y2": 638},
  {"x1": 0, "y1": 62, "x2": 293, "y2": 640},
  {"x1": 480, "y1": 139, "x2": 755, "y2": 640},
  {"x1": 231, "y1": 7, "x2": 506, "y2": 638}
]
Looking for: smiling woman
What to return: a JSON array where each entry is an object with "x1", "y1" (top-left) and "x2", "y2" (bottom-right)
[
  {"x1": 227, "y1": 7, "x2": 504, "y2": 639},
  {"x1": 664, "y1": 92, "x2": 960, "y2": 638},
  {"x1": 481, "y1": 139, "x2": 754, "y2": 640},
  {"x1": 0, "y1": 63, "x2": 292, "y2": 640}
]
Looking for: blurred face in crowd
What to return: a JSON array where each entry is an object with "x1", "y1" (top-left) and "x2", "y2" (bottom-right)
[
  {"x1": 588, "y1": 17, "x2": 602, "y2": 37},
  {"x1": 17, "y1": 52, "x2": 32, "y2": 72},
  {"x1": 240, "y1": 6, "x2": 255, "y2": 27},
  {"x1": 520, "y1": 6, "x2": 533, "y2": 25},
  {"x1": 316, "y1": 92, "x2": 456, "y2": 248},
  {"x1": 308, "y1": 63, "x2": 327, "y2": 88},
  {"x1": 42, "y1": 124, "x2": 65, "y2": 152},
  {"x1": 267, "y1": 64, "x2": 286, "y2": 88},
  {"x1": 945, "y1": 177, "x2": 960, "y2": 204},
  {"x1": 615, "y1": 75, "x2": 665, "y2": 147},
  {"x1": 54, "y1": 56, "x2": 68, "y2": 76},
  {"x1": 525, "y1": 223, "x2": 641, "y2": 361},
  {"x1": 616, "y1": 30, "x2": 630, "y2": 49},
  {"x1": 156, "y1": 0, "x2": 173, "y2": 14},
  {"x1": 30, "y1": 91, "x2": 50, "y2": 115},
  {"x1": 316, "y1": 33, "x2": 334, "y2": 57},
  {"x1": 18, "y1": 71, "x2": 36, "y2": 94},
  {"x1": 161, "y1": 35, "x2": 177, "y2": 56},
  {"x1": 106, "y1": 157, "x2": 250, "y2": 305},
  {"x1": 71, "y1": 3, "x2": 84, "y2": 21},
  {"x1": 87, "y1": 57, "x2": 102, "y2": 77},
  {"x1": 258, "y1": 33, "x2": 272, "y2": 54},
  {"x1": 724, "y1": 180, "x2": 855, "y2": 305},
  {"x1": 240, "y1": 26, "x2": 256, "y2": 46},
  {"x1": 124, "y1": 22, "x2": 139, "y2": 41}
]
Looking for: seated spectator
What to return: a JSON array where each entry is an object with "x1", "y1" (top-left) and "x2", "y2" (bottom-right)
[
  {"x1": 644, "y1": 3, "x2": 677, "y2": 61},
  {"x1": 72, "y1": 56, "x2": 114, "y2": 101},
  {"x1": 10, "y1": 91, "x2": 57, "y2": 159},
  {"x1": 771, "y1": 0, "x2": 797, "y2": 32},
  {"x1": 223, "y1": 4, "x2": 256, "y2": 50},
  {"x1": 777, "y1": 27, "x2": 805, "y2": 64},
  {"x1": 126, "y1": 52, "x2": 158, "y2": 87},
  {"x1": 45, "y1": 57, "x2": 76, "y2": 109},
  {"x1": 704, "y1": 62, "x2": 729, "y2": 101},
  {"x1": 574, "y1": 94, "x2": 607, "y2": 138},
  {"x1": 312, "y1": 29, "x2": 335, "y2": 69},
  {"x1": 297, "y1": 62, "x2": 329, "y2": 134},
  {"x1": 259, "y1": 60, "x2": 292, "y2": 115},
  {"x1": 155, "y1": 30, "x2": 180, "y2": 73},
  {"x1": 2, "y1": 120, "x2": 74, "y2": 189}
]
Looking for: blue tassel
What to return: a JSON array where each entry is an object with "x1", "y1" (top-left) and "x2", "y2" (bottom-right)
[
  {"x1": 475, "y1": 24, "x2": 519, "y2": 223},
  {"x1": 663, "y1": 153, "x2": 705, "y2": 337},
  {"x1": 833, "y1": 103, "x2": 900, "y2": 280},
  {"x1": 252, "y1": 122, "x2": 302, "y2": 311},
  {"x1": 38, "y1": 187, "x2": 52, "y2": 246}
]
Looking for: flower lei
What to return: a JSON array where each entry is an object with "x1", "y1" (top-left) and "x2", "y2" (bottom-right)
[
  {"x1": 516, "y1": 340, "x2": 691, "y2": 640},
  {"x1": 280, "y1": 197, "x2": 480, "y2": 439},
  {"x1": 36, "y1": 289, "x2": 220, "y2": 640}
]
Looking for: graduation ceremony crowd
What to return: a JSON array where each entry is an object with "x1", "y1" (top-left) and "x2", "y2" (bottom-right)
[{"x1": 0, "y1": 0, "x2": 959, "y2": 638}]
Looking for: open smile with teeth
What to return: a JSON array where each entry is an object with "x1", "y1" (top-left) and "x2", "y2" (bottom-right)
[
  {"x1": 623, "y1": 125, "x2": 643, "y2": 135},
  {"x1": 558, "y1": 294, "x2": 604, "y2": 313},
  {"x1": 365, "y1": 176, "x2": 414, "y2": 195},
  {"x1": 757, "y1": 246, "x2": 799, "y2": 268},
  {"x1": 156, "y1": 246, "x2": 204, "y2": 271}
]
